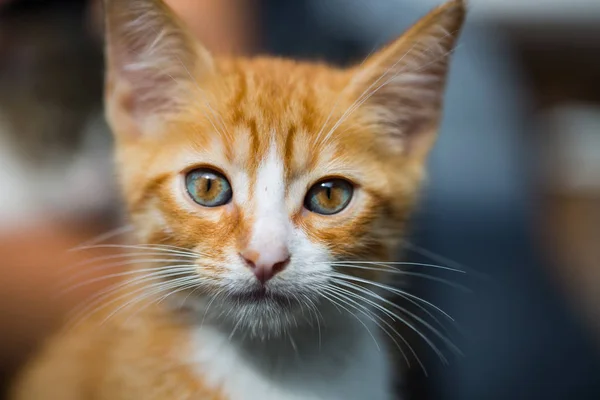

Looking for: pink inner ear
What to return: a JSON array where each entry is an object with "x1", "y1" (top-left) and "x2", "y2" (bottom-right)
[
  {"x1": 348, "y1": 2, "x2": 465, "y2": 156},
  {"x1": 104, "y1": 0, "x2": 213, "y2": 134}
]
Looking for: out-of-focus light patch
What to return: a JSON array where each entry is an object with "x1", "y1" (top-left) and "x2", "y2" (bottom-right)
[
  {"x1": 539, "y1": 103, "x2": 600, "y2": 194},
  {"x1": 0, "y1": 111, "x2": 38, "y2": 229},
  {"x1": 0, "y1": 111, "x2": 115, "y2": 233}
]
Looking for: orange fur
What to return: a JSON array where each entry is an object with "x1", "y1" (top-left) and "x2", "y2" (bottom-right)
[{"x1": 10, "y1": 0, "x2": 465, "y2": 399}]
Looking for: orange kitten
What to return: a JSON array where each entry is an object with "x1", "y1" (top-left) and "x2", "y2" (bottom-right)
[{"x1": 10, "y1": 0, "x2": 465, "y2": 399}]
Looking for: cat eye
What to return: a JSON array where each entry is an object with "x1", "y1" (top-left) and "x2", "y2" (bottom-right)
[
  {"x1": 185, "y1": 168, "x2": 232, "y2": 207},
  {"x1": 304, "y1": 179, "x2": 353, "y2": 215}
]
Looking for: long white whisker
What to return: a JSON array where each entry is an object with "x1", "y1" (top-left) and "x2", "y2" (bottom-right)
[
  {"x1": 329, "y1": 274, "x2": 462, "y2": 357},
  {"x1": 329, "y1": 260, "x2": 464, "y2": 273},
  {"x1": 178, "y1": 285, "x2": 203, "y2": 308},
  {"x1": 59, "y1": 263, "x2": 196, "y2": 292},
  {"x1": 69, "y1": 252, "x2": 198, "y2": 270},
  {"x1": 100, "y1": 277, "x2": 200, "y2": 325},
  {"x1": 66, "y1": 269, "x2": 197, "y2": 326},
  {"x1": 329, "y1": 272, "x2": 453, "y2": 320},
  {"x1": 331, "y1": 263, "x2": 469, "y2": 292},
  {"x1": 60, "y1": 257, "x2": 195, "y2": 286},
  {"x1": 315, "y1": 285, "x2": 381, "y2": 352},
  {"x1": 70, "y1": 243, "x2": 202, "y2": 258},
  {"x1": 324, "y1": 285, "x2": 422, "y2": 372},
  {"x1": 401, "y1": 239, "x2": 490, "y2": 281},
  {"x1": 327, "y1": 284, "x2": 446, "y2": 366},
  {"x1": 200, "y1": 294, "x2": 220, "y2": 329},
  {"x1": 126, "y1": 281, "x2": 202, "y2": 323},
  {"x1": 70, "y1": 268, "x2": 196, "y2": 308},
  {"x1": 332, "y1": 278, "x2": 457, "y2": 337},
  {"x1": 76, "y1": 225, "x2": 134, "y2": 248}
]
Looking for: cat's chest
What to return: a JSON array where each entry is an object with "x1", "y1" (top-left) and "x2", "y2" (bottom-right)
[{"x1": 190, "y1": 326, "x2": 393, "y2": 400}]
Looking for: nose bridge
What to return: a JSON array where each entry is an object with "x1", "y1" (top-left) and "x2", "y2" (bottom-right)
[
  {"x1": 246, "y1": 141, "x2": 291, "y2": 254},
  {"x1": 250, "y1": 211, "x2": 290, "y2": 251}
]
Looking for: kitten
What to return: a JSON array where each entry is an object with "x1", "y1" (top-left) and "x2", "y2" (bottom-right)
[{"x1": 10, "y1": 0, "x2": 465, "y2": 399}]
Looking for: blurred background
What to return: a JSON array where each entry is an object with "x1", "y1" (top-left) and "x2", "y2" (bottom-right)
[{"x1": 0, "y1": 0, "x2": 599, "y2": 399}]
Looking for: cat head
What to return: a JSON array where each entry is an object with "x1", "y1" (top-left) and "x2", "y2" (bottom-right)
[{"x1": 103, "y1": 0, "x2": 465, "y2": 337}]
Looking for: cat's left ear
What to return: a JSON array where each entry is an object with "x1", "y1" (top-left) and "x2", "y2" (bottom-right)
[
  {"x1": 103, "y1": 0, "x2": 215, "y2": 139},
  {"x1": 350, "y1": 0, "x2": 465, "y2": 160}
]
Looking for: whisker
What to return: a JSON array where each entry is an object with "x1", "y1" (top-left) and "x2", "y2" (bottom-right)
[
  {"x1": 69, "y1": 268, "x2": 196, "y2": 306},
  {"x1": 331, "y1": 263, "x2": 469, "y2": 292},
  {"x1": 126, "y1": 281, "x2": 202, "y2": 324},
  {"x1": 59, "y1": 257, "x2": 196, "y2": 287},
  {"x1": 75, "y1": 225, "x2": 134, "y2": 248},
  {"x1": 200, "y1": 293, "x2": 220, "y2": 329},
  {"x1": 131, "y1": 243, "x2": 204, "y2": 254},
  {"x1": 401, "y1": 239, "x2": 489, "y2": 280},
  {"x1": 70, "y1": 243, "x2": 202, "y2": 258},
  {"x1": 228, "y1": 311, "x2": 246, "y2": 341},
  {"x1": 326, "y1": 283, "x2": 446, "y2": 365},
  {"x1": 329, "y1": 272, "x2": 453, "y2": 320},
  {"x1": 65, "y1": 269, "x2": 197, "y2": 327},
  {"x1": 323, "y1": 285, "x2": 422, "y2": 372},
  {"x1": 315, "y1": 285, "x2": 381, "y2": 352},
  {"x1": 327, "y1": 283, "x2": 446, "y2": 366},
  {"x1": 178, "y1": 285, "x2": 203, "y2": 308},
  {"x1": 329, "y1": 260, "x2": 464, "y2": 274},
  {"x1": 59, "y1": 263, "x2": 196, "y2": 293},
  {"x1": 65, "y1": 251, "x2": 197, "y2": 272},
  {"x1": 329, "y1": 274, "x2": 462, "y2": 357},
  {"x1": 298, "y1": 293, "x2": 323, "y2": 350},
  {"x1": 100, "y1": 277, "x2": 200, "y2": 325},
  {"x1": 332, "y1": 278, "x2": 457, "y2": 337}
]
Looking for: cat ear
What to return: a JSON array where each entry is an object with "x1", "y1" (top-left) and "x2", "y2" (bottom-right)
[
  {"x1": 350, "y1": 0, "x2": 465, "y2": 159},
  {"x1": 103, "y1": 0, "x2": 214, "y2": 138}
]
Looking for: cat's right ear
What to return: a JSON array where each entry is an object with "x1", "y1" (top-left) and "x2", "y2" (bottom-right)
[{"x1": 103, "y1": 0, "x2": 214, "y2": 139}]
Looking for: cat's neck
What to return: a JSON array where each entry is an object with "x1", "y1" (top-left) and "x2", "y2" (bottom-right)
[
  {"x1": 202, "y1": 312, "x2": 365, "y2": 370},
  {"x1": 189, "y1": 314, "x2": 392, "y2": 400},
  {"x1": 171, "y1": 295, "x2": 369, "y2": 369}
]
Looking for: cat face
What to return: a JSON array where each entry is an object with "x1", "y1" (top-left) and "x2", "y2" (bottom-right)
[{"x1": 103, "y1": 0, "x2": 465, "y2": 336}]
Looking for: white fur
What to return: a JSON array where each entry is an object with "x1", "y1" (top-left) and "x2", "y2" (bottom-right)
[
  {"x1": 246, "y1": 142, "x2": 291, "y2": 265},
  {"x1": 192, "y1": 316, "x2": 394, "y2": 400}
]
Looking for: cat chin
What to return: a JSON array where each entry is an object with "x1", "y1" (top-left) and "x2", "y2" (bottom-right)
[{"x1": 176, "y1": 291, "x2": 339, "y2": 340}]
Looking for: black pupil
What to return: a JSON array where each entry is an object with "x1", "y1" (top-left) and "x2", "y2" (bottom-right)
[{"x1": 205, "y1": 176, "x2": 212, "y2": 192}]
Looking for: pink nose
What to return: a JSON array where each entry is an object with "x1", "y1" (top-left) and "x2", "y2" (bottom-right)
[{"x1": 240, "y1": 247, "x2": 290, "y2": 284}]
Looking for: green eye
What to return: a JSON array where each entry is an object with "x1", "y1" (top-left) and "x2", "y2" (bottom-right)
[
  {"x1": 304, "y1": 179, "x2": 353, "y2": 215},
  {"x1": 185, "y1": 168, "x2": 232, "y2": 207}
]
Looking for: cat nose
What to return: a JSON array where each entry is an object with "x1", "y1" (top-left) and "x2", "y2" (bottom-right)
[{"x1": 240, "y1": 246, "x2": 290, "y2": 284}]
